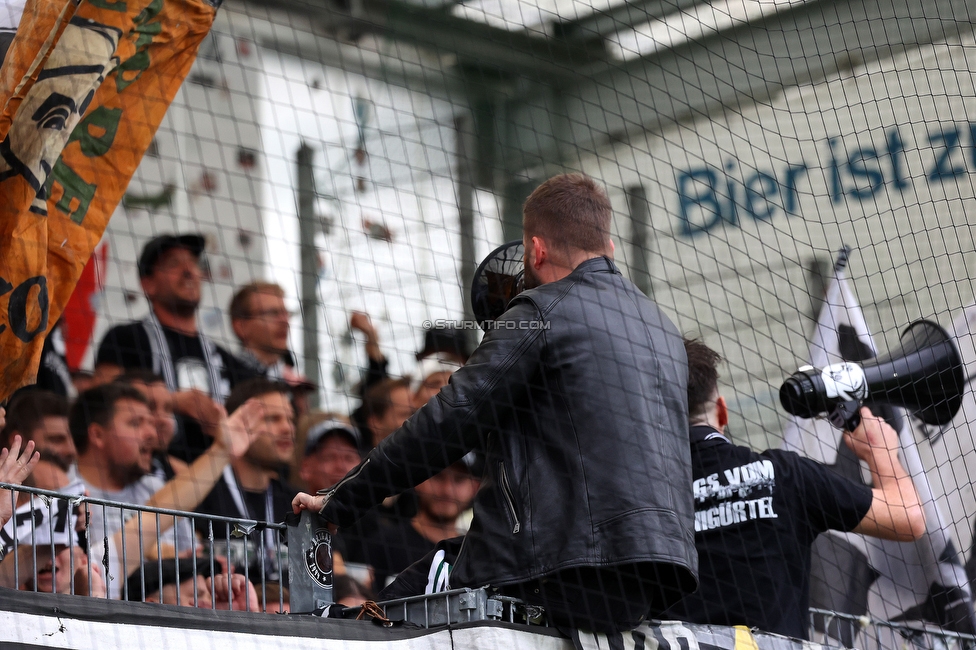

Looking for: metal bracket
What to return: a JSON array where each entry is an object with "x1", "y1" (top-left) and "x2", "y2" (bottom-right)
[
  {"x1": 458, "y1": 592, "x2": 477, "y2": 611},
  {"x1": 486, "y1": 598, "x2": 504, "y2": 619}
]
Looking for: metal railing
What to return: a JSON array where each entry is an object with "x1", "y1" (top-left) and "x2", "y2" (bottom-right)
[
  {"x1": 3, "y1": 479, "x2": 976, "y2": 642},
  {"x1": 0, "y1": 481, "x2": 288, "y2": 613},
  {"x1": 810, "y1": 608, "x2": 976, "y2": 650},
  {"x1": 375, "y1": 587, "x2": 548, "y2": 628}
]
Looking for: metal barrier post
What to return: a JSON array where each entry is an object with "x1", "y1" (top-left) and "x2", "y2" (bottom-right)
[{"x1": 286, "y1": 511, "x2": 333, "y2": 612}]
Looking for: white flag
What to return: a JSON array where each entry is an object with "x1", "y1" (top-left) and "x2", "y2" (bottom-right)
[
  {"x1": 782, "y1": 248, "x2": 975, "y2": 640},
  {"x1": 782, "y1": 250, "x2": 874, "y2": 464}
]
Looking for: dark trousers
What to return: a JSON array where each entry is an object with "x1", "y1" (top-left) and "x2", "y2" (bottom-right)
[
  {"x1": 378, "y1": 538, "x2": 687, "y2": 634},
  {"x1": 503, "y1": 563, "x2": 687, "y2": 634}
]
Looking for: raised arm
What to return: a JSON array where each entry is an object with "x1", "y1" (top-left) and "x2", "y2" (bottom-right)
[
  {"x1": 296, "y1": 299, "x2": 545, "y2": 526},
  {"x1": 350, "y1": 311, "x2": 385, "y2": 365},
  {"x1": 115, "y1": 400, "x2": 264, "y2": 576},
  {"x1": 144, "y1": 399, "x2": 263, "y2": 510},
  {"x1": 171, "y1": 389, "x2": 225, "y2": 438},
  {"x1": 847, "y1": 407, "x2": 926, "y2": 541}
]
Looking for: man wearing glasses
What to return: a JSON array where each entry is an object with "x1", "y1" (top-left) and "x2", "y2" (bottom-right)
[
  {"x1": 230, "y1": 281, "x2": 314, "y2": 418},
  {"x1": 230, "y1": 282, "x2": 296, "y2": 382}
]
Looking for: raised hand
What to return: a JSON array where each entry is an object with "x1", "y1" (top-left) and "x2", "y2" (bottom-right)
[
  {"x1": 350, "y1": 311, "x2": 384, "y2": 362},
  {"x1": 172, "y1": 390, "x2": 224, "y2": 438},
  {"x1": 349, "y1": 311, "x2": 376, "y2": 337},
  {"x1": 217, "y1": 399, "x2": 265, "y2": 459},
  {"x1": 843, "y1": 406, "x2": 901, "y2": 473},
  {"x1": 209, "y1": 572, "x2": 260, "y2": 611},
  {"x1": 0, "y1": 435, "x2": 40, "y2": 528}
]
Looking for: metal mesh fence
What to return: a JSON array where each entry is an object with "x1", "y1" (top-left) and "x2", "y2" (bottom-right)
[{"x1": 1, "y1": 0, "x2": 976, "y2": 641}]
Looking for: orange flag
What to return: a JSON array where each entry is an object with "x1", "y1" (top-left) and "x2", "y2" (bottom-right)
[
  {"x1": 0, "y1": 0, "x2": 78, "y2": 142},
  {"x1": 0, "y1": 0, "x2": 217, "y2": 399}
]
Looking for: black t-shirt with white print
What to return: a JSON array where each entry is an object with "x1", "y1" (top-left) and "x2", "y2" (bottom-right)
[
  {"x1": 96, "y1": 321, "x2": 258, "y2": 461},
  {"x1": 665, "y1": 425, "x2": 874, "y2": 640}
]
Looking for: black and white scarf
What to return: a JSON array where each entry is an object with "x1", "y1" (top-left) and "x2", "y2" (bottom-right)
[
  {"x1": 142, "y1": 311, "x2": 225, "y2": 404},
  {"x1": 237, "y1": 348, "x2": 285, "y2": 381}
]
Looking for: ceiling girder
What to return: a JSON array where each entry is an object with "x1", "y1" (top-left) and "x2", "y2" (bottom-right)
[
  {"x1": 241, "y1": 0, "x2": 610, "y2": 80},
  {"x1": 553, "y1": 0, "x2": 703, "y2": 41}
]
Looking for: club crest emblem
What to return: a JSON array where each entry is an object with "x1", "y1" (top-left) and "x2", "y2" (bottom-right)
[{"x1": 304, "y1": 528, "x2": 333, "y2": 588}]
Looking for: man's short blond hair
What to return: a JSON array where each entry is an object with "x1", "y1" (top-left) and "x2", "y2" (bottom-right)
[
  {"x1": 230, "y1": 281, "x2": 285, "y2": 321},
  {"x1": 522, "y1": 173, "x2": 612, "y2": 253}
]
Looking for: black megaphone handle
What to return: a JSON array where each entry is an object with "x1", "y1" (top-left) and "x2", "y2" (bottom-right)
[{"x1": 828, "y1": 401, "x2": 861, "y2": 432}]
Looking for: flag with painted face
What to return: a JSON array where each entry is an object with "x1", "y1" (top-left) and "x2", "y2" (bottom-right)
[
  {"x1": 781, "y1": 247, "x2": 975, "y2": 644},
  {"x1": 0, "y1": 0, "x2": 218, "y2": 400}
]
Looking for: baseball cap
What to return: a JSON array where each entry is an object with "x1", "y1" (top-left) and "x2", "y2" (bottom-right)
[
  {"x1": 304, "y1": 418, "x2": 362, "y2": 455},
  {"x1": 138, "y1": 234, "x2": 206, "y2": 278},
  {"x1": 416, "y1": 326, "x2": 472, "y2": 362},
  {"x1": 410, "y1": 352, "x2": 461, "y2": 393},
  {"x1": 124, "y1": 558, "x2": 212, "y2": 600}
]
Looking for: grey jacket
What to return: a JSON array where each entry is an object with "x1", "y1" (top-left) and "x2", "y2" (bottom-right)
[{"x1": 320, "y1": 256, "x2": 698, "y2": 592}]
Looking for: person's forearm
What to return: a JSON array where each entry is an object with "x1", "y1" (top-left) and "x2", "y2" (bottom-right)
[
  {"x1": 171, "y1": 390, "x2": 200, "y2": 422},
  {"x1": 171, "y1": 390, "x2": 210, "y2": 417},
  {"x1": 867, "y1": 449, "x2": 925, "y2": 540},
  {"x1": 364, "y1": 339, "x2": 383, "y2": 363},
  {"x1": 362, "y1": 356, "x2": 389, "y2": 395},
  {"x1": 147, "y1": 443, "x2": 231, "y2": 511},
  {"x1": 117, "y1": 444, "x2": 232, "y2": 576}
]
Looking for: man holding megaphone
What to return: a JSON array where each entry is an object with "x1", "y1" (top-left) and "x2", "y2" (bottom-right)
[{"x1": 664, "y1": 338, "x2": 926, "y2": 640}]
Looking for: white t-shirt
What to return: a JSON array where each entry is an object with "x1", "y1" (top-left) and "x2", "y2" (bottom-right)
[{"x1": 81, "y1": 474, "x2": 196, "y2": 599}]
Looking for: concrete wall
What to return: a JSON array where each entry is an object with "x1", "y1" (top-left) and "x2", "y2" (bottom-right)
[
  {"x1": 576, "y1": 29, "x2": 976, "y2": 452},
  {"x1": 87, "y1": 8, "x2": 501, "y2": 412},
  {"x1": 91, "y1": 20, "x2": 268, "y2": 364}
]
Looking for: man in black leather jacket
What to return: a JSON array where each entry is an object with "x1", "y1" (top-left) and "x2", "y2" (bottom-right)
[{"x1": 294, "y1": 173, "x2": 698, "y2": 632}]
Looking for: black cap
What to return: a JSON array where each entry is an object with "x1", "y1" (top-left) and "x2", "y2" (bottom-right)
[
  {"x1": 124, "y1": 558, "x2": 212, "y2": 600},
  {"x1": 416, "y1": 326, "x2": 473, "y2": 362},
  {"x1": 304, "y1": 418, "x2": 362, "y2": 455},
  {"x1": 138, "y1": 234, "x2": 206, "y2": 278}
]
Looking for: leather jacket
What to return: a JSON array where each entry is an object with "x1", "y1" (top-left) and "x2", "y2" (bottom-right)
[{"x1": 320, "y1": 256, "x2": 698, "y2": 592}]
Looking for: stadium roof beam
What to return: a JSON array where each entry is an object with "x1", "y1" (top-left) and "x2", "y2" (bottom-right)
[
  {"x1": 398, "y1": 0, "x2": 466, "y2": 8},
  {"x1": 513, "y1": 0, "x2": 976, "y2": 167},
  {"x1": 220, "y1": 3, "x2": 471, "y2": 104},
  {"x1": 241, "y1": 0, "x2": 610, "y2": 81},
  {"x1": 493, "y1": 0, "x2": 975, "y2": 213},
  {"x1": 552, "y1": 0, "x2": 704, "y2": 41}
]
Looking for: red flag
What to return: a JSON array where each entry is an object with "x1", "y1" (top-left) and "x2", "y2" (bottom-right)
[{"x1": 61, "y1": 241, "x2": 106, "y2": 370}]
